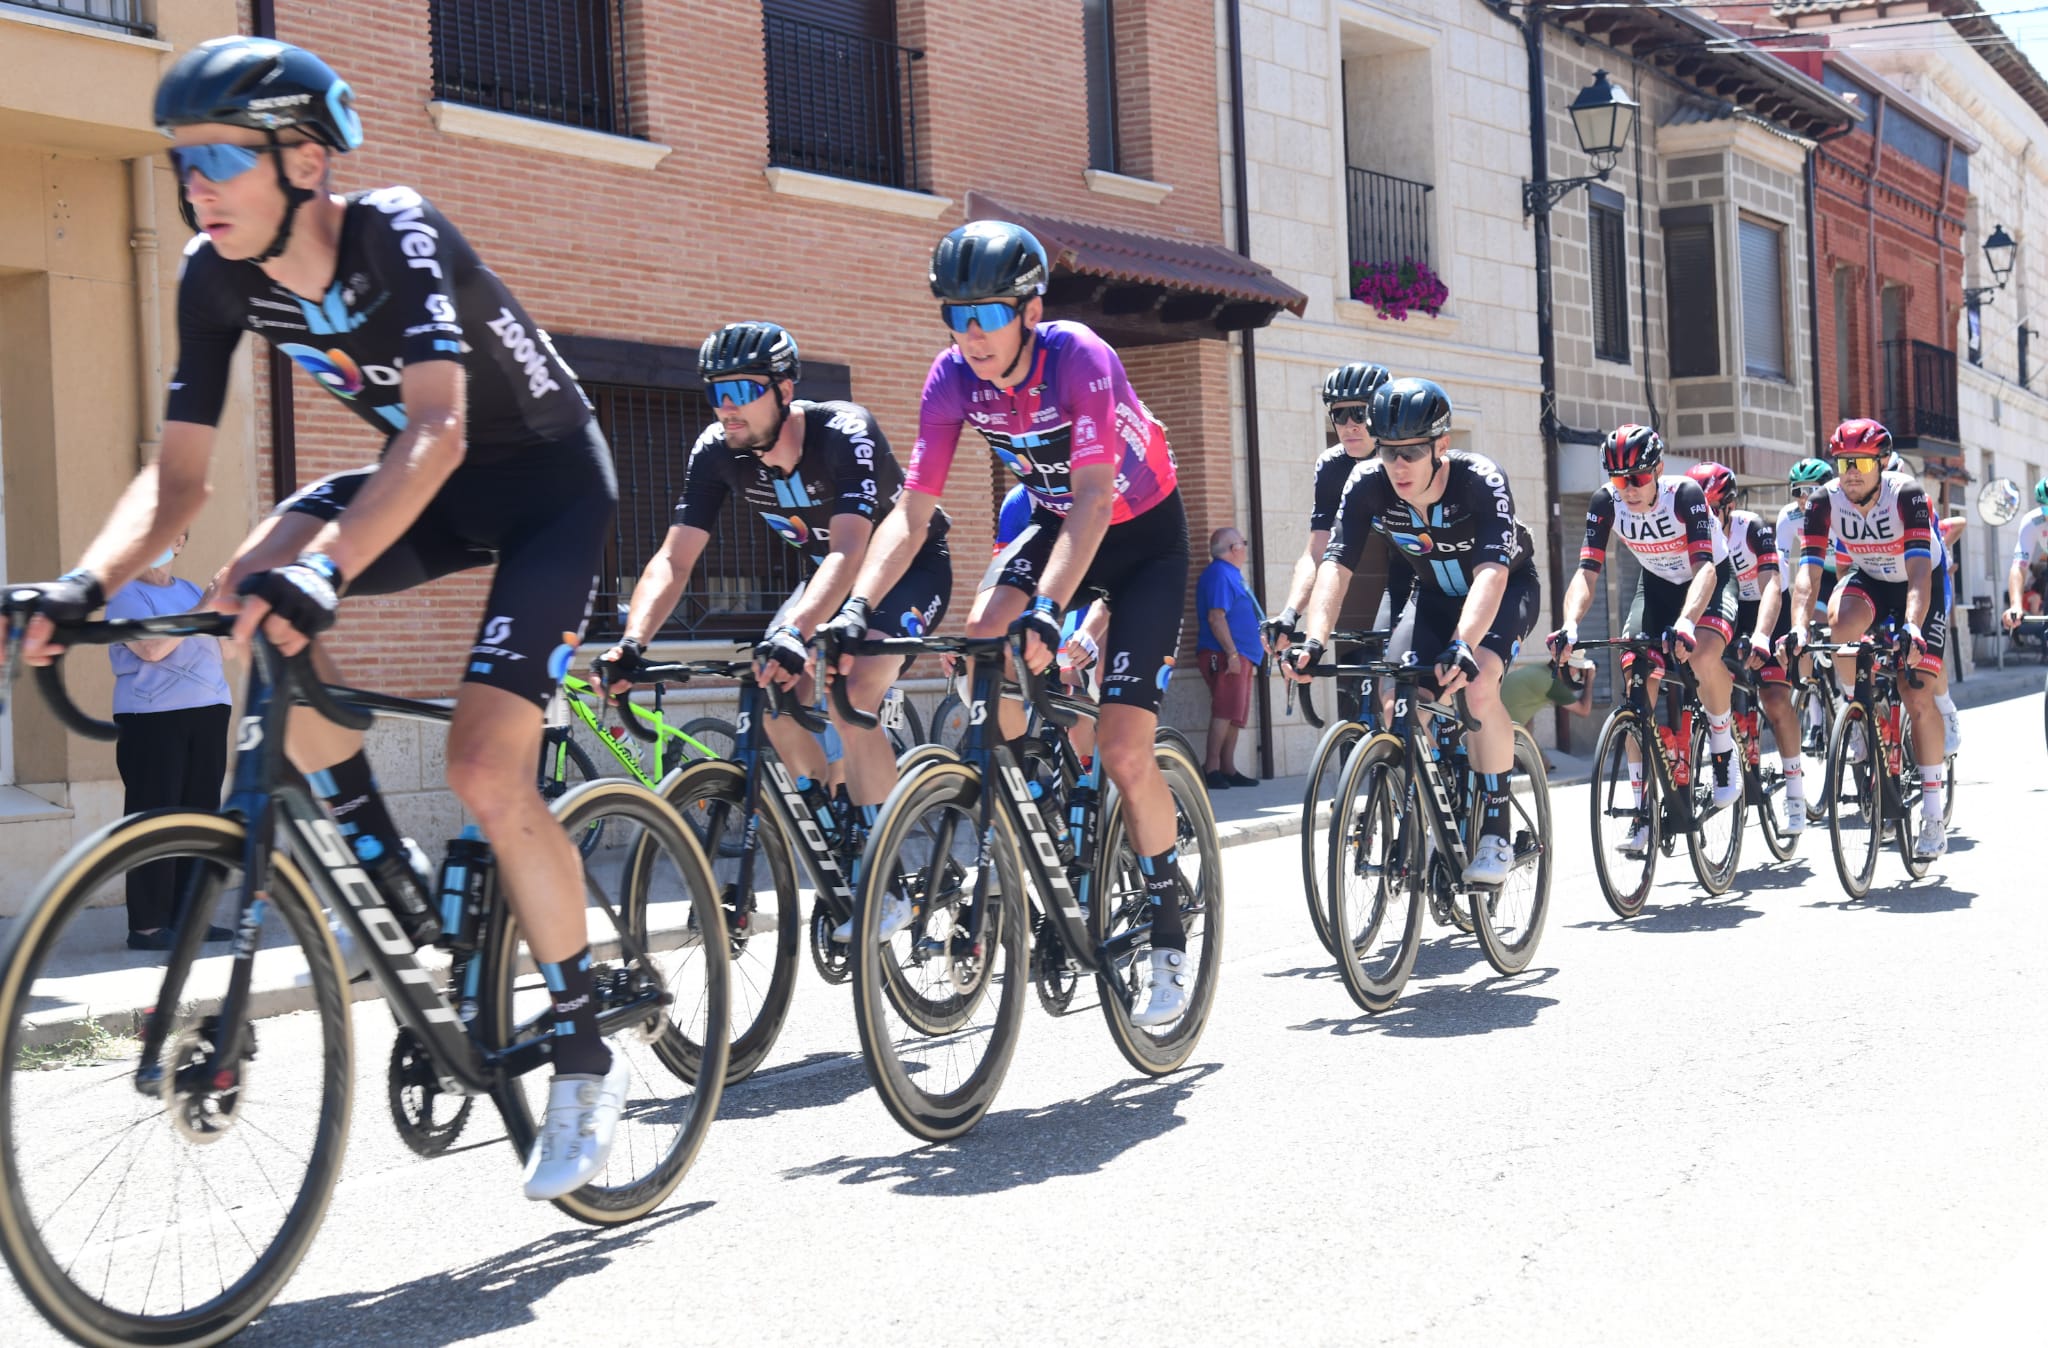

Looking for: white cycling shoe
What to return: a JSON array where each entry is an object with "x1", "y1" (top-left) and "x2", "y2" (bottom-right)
[
  {"x1": 1619, "y1": 823, "x2": 1651, "y2": 857},
  {"x1": 1941, "y1": 708, "x2": 1962, "y2": 756},
  {"x1": 1709, "y1": 757, "x2": 1742, "y2": 809},
  {"x1": 830, "y1": 892, "x2": 915, "y2": 944},
  {"x1": 1913, "y1": 817, "x2": 1948, "y2": 861},
  {"x1": 1783, "y1": 794, "x2": 1807, "y2": 835},
  {"x1": 522, "y1": 1050, "x2": 631, "y2": 1201},
  {"x1": 1462, "y1": 833, "x2": 1514, "y2": 887},
  {"x1": 1130, "y1": 948, "x2": 1188, "y2": 1028}
]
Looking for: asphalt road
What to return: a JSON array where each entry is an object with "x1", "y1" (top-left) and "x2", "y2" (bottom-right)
[{"x1": 6, "y1": 689, "x2": 2045, "y2": 1346}]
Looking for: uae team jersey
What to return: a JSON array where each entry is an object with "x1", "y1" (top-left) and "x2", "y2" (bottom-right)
[
  {"x1": 1580, "y1": 475, "x2": 1727, "y2": 585},
  {"x1": 906, "y1": 320, "x2": 1177, "y2": 523},
  {"x1": 673, "y1": 400, "x2": 944, "y2": 568},
  {"x1": 165, "y1": 187, "x2": 590, "y2": 458},
  {"x1": 1725, "y1": 508, "x2": 1780, "y2": 602},
  {"x1": 1800, "y1": 471, "x2": 1945, "y2": 585},
  {"x1": 1324, "y1": 451, "x2": 1534, "y2": 598}
]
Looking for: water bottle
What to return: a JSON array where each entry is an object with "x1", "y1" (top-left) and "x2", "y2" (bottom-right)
[
  {"x1": 795, "y1": 776, "x2": 839, "y2": 845},
  {"x1": 436, "y1": 827, "x2": 492, "y2": 954},
  {"x1": 1660, "y1": 725, "x2": 1690, "y2": 787}
]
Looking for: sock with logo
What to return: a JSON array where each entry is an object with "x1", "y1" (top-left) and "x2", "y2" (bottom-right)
[
  {"x1": 1920, "y1": 764, "x2": 1944, "y2": 822},
  {"x1": 1477, "y1": 770, "x2": 1512, "y2": 840},
  {"x1": 1137, "y1": 849, "x2": 1187, "y2": 952},
  {"x1": 1781, "y1": 755, "x2": 1805, "y2": 800},
  {"x1": 1705, "y1": 710, "x2": 1736, "y2": 756},
  {"x1": 308, "y1": 751, "x2": 406, "y2": 866},
  {"x1": 539, "y1": 948, "x2": 611, "y2": 1077},
  {"x1": 1627, "y1": 760, "x2": 1646, "y2": 808}
]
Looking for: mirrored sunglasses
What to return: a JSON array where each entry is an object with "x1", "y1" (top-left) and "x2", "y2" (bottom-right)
[
  {"x1": 1378, "y1": 439, "x2": 1435, "y2": 463},
  {"x1": 1610, "y1": 471, "x2": 1656, "y2": 491},
  {"x1": 167, "y1": 142, "x2": 267, "y2": 184},
  {"x1": 1329, "y1": 405, "x2": 1372, "y2": 426},
  {"x1": 1833, "y1": 453, "x2": 1881, "y2": 475},
  {"x1": 940, "y1": 300, "x2": 1021, "y2": 334},
  {"x1": 709, "y1": 378, "x2": 770, "y2": 408}
]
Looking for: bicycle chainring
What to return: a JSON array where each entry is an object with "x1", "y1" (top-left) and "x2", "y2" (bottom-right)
[
  {"x1": 1031, "y1": 913, "x2": 1078, "y2": 1015},
  {"x1": 386, "y1": 1026, "x2": 474, "y2": 1157},
  {"x1": 809, "y1": 899, "x2": 851, "y2": 984}
]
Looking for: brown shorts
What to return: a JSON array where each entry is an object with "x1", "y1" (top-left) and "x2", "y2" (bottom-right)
[{"x1": 1199, "y1": 648, "x2": 1254, "y2": 727}]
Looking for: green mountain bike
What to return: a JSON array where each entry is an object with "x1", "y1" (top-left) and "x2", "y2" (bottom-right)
[{"x1": 540, "y1": 671, "x2": 735, "y2": 855}]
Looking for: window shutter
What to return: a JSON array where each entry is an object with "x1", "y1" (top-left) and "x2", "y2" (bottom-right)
[
  {"x1": 1662, "y1": 211, "x2": 1719, "y2": 378},
  {"x1": 1739, "y1": 218, "x2": 1786, "y2": 380},
  {"x1": 1590, "y1": 192, "x2": 1628, "y2": 363}
]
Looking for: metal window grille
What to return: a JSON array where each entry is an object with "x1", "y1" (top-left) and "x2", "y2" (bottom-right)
[
  {"x1": 763, "y1": 12, "x2": 925, "y2": 191},
  {"x1": 1590, "y1": 198, "x2": 1629, "y2": 363},
  {"x1": 1878, "y1": 340, "x2": 1959, "y2": 442},
  {"x1": 1, "y1": 0, "x2": 151, "y2": 34},
  {"x1": 587, "y1": 383, "x2": 808, "y2": 641},
  {"x1": 1344, "y1": 167, "x2": 1433, "y2": 270},
  {"x1": 429, "y1": 0, "x2": 633, "y2": 136}
]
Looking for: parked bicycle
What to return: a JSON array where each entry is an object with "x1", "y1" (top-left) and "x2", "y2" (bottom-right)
[{"x1": 0, "y1": 609, "x2": 728, "y2": 1348}]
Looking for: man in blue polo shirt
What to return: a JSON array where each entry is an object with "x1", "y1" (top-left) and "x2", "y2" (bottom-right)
[{"x1": 1197, "y1": 526, "x2": 1266, "y2": 788}]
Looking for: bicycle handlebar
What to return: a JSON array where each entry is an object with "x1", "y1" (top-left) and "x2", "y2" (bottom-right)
[{"x1": 821, "y1": 632, "x2": 1076, "y2": 732}]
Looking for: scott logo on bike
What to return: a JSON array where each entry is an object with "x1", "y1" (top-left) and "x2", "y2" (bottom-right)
[
  {"x1": 764, "y1": 760, "x2": 851, "y2": 902},
  {"x1": 997, "y1": 762, "x2": 1082, "y2": 919},
  {"x1": 292, "y1": 816, "x2": 461, "y2": 1025}
]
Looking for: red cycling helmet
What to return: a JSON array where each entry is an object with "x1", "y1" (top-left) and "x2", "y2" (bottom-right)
[
  {"x1": 1827, "y1": 418, "x2": 1893, "y2": 459},
  {"x1": 1686, "y1": 461, "x2": 1737, "y2": 512},
  {"x1": 1602, "y1": 424, "x2": 1663, "y2": 476}
]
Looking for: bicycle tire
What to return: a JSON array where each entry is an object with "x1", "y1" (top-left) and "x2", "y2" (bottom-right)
[
  {"x1": 1795, "y1": 681, "x2": 1835, "y2": 823},
  {"x1": 894, "y1": 743, "x2": 960, "y2": 776},
  {"x1": 1686, "y1": 716, "x2": 1745, "y2": 896},
  {"x1": 1325, "y1": 735, "x2": 1419, "y2": 1011},
  {"x1": 1152, "y1": 723, "x2": 1201, "y2": 766},
  {"x1": 1470, "y1": 728, "x2": 1552, "y2": 977},
  {"x1": 1299, "y1": 719, "x2": 1368, "y2": 958},
  {"x1": 541, "y1": 733, "x2": 609, "y2": 857},
  {"x1": 1896, "y1": 715, "x2": 1935, "y2": 880},
  {"x1": 1090, "y1": 735, "x2": 1224, "y2": 1075},
  {"x1": 486, "y1": 780, "x2": 728, "y2": 1225},
  {"x1": 0, "y1": 812, "x2": 351, "y2": 1348},
  {"x1": 643, "y1": 761, "x2": 800, "y2": 1086},
  {"x1": 851, "y1": 760, "x2": 1027, "y2": 1142},
  {"x1": 1755, "y1": 760, "x2": 1795, "y2": 862},
  {"x1": 674, "y1": 716, "x2": 737, "y2": 769},
  {"x1": 930, "y1": 691, "x2": 971, "y2": 754},
  {"x1": 1589, "y1": 710, "x2": 1659, "y2": 919},
  {"x1": 1827, "y1": 702, "x2": 1883, "y2": 899}
]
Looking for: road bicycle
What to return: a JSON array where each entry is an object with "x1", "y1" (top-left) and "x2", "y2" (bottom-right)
[
  {"x1": 0, "y1": 610, "x2": 728, "y2": 1347},
  {"x1": 1808, "y1": 625, "x2": 1949, "y2": 898},
  {"x1": 539, "y1": 670, "x2": 733, "y2": 856},
  {"x1": 1297, "y1": 658, "x2": 1551, "y2": 1012},
  {"x1": 1290, "y1": 627, "x2": 1391, "y2": 959},
  {"x1": 1728, "y1": 657, "x2": 1798, "y2": 863},
  {"x1": 1579, "y1": 636, "x2": 1746, "y2": 918},
  {"x1": 827, "y1": 634, "x2": 1222, "y2": 1142}
]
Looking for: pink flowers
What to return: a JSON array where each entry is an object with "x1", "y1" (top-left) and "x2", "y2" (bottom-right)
[{"x1": 1350, "y1": 258, "x2": 1449, "y2": 321}]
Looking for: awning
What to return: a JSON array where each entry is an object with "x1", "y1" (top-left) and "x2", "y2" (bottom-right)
[{"x1": 965, "y1": 190, "x2": 1308, "y2": 346}]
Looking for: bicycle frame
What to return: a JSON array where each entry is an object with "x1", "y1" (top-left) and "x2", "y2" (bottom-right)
[
  {"x1": 549, "y1": 673, "x2": 719, "y2": 789},
  {"x1": 1577, "y1": 637, "x2": 1710, "y2": 834}
]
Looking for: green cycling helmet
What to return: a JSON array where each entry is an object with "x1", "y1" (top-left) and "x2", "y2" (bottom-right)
[
  {"x1": 2036, "y1": 477, "x2": 2048, "y2": 511},
  {"x1": 1788, "y1": 458, "x2": 1835, "y2": 489}
]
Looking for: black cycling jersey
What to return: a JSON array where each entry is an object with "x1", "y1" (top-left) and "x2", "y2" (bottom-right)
[
  {"x1": 1324, "y1": 450, "x2": 1534, "y2": 598},
  {"x1": 673, "y1": 399, "x2": 946, "y2": 569},
  {"x1": 166, "y1": 187, "x2": 591, "y2": 456},
  {"x1": 1309, "y1": 442, "x2": 1372, "y2": 533}
]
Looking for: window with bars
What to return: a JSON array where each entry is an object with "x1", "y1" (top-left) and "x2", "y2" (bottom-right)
[
  {"x1": 1589, "y1": 186, "x2": 1628, "y2": 364},
  {"x1": 428, "y1": 0, "x2": 634, "y2": 136},
  {"x1": 1739, "y1": 216, "x2": 1787, "y2": 381},
  {"x1": 1662, "y1": 207, "x2": 1720, "y2": 378}
]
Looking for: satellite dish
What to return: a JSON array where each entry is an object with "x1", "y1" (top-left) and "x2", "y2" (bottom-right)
[{"x1": 1978, "y1": 476, "x2": 2023, "y2": 526}]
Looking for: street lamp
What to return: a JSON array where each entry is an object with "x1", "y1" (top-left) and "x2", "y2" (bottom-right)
[
  {"x1": 1523, "y1": 69, "x2": 1639, "y2": 218},
  {"x1": 1964, "y1": 223, "x2": 2017, "y2": 306}
]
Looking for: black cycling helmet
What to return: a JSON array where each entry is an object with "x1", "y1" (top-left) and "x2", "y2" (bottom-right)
[
  {"x1": 1601, "y1": 423, "x2": 1664, "y2": 476},
  {"x1": 155, "y1": 36, "x2": 363, "y2": 152},
  {"x1": 1368, "y1": 377, "x2": 1454, "y2": 440},
  {"x1": 1322, "y1": 362, "x2": 1391, "y2": 406},
  {"x1": 699, "y1": 322, "x2": 800, "y2": 383},
  {"x1": 929, "y1": 221, "x2": 1050, "y2": 302}
]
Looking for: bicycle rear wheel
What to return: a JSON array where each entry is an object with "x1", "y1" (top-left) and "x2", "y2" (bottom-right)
[
  {"x1": 487, "y1": 780, "x2": 727, "y2": 1225},
  {"x1": 1589, "y1": 711, "x2": 1659, "y2": 918},
  {"x1": 930, "y1": 691, "x2": 971, "y2": 754},
  {"x1": 0, "y1": 812, "x2": 351, "y2": 1348},
  {"x1": 1091, "y1": 735, "x2": 1224, "y2": 1074},
  {"x1": 851, "y1": 761, "x2": 1028, "y2": 1142},
  {"x1": 541, "y1": 732, "x2": 609, "y2": 856},
  {"x1": 1470, "y1": 729, "x2": 1552, "y2": 976},
  {"x1": 1796, "y1": 682, "x2": 1834, "y2": 823},
  {"x1": 1896, "y1": 716, "x2": 1935, "y2": 879},
  {"x1": 675, "y1": 717, "x2": 737, "y2": 768},
  {"x1": 1325, "y1": 736, "x2": 1418, "y2": 1012},
  {"x1": 1827, "y1": 703, "x2": 1883, "y2": 898},
  {"x1": 1299, "y1": 719, "x2": 1367, "y2": 958},
  {"x1": 1686, "y1": 716, "x2": 1745, "y2": 895},
  {"x1": 644, "y1": 761, "x2": 799, "y2": 1085}
]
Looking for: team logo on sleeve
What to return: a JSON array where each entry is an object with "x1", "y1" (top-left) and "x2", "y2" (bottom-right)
[{"x1": 277, "y1": 343, "x2": 364, "y2": 398}]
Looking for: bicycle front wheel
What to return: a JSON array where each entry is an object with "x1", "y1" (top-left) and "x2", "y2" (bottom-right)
[
  {"x1": 1471, "y1": 728, "x2": 1552, "y2": 976},
  {"x1": 541, "y1": 732, "x2": 610, "y2": 856},
  {"x1": 852, "y1": 761, "x2": 1027, "y2": 1142},
  {"x1": 1796, "y1": 682, "x2": 1835, "y2": 823},
  {"x1": 487, "y1": 780, "x2": 728, "y2": 1225},
  {"x1": 1325, "y1": 735, "x2": 1418, "y2": 1012},
  {"x1": 1896, "y1": 715, "x2": 1935, "y2": 880},
  {"x1": 0, "y1": 812, "x2": 352, "y2": 1348},
  {"x1": 1299, "y1": 719, "x2": 1368, "y2": 957},
  {"x1": 1686, "y1": 716, "x2": 1745, "y2": 895},
  {"x1": 1589, "y1": 711, "x2": 1659, "y2": 918},
  {"x1": 1827, "y1": 702, "x2": 1883, "y2": 899}
]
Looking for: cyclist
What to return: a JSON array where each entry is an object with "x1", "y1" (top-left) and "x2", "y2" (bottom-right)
[
  {"x1": 1280, "y1": 378, "x2": 1540, "y2": 886},
  {"x1": 1782, "y1": 418, "x2": 1952, "y2": 859},
  {"x1": 1553, "y1": 425, "x2": 1743, "y2": 855},
  {"x1": 823, "y1": 219, "x2": 1193, "y2": 1028},
  {"x1": 593, "y1": 321, "x2": 951, "y2": 942},
  {"x1": 2004, "y1": 478, "x2": 2048, "y2": 632},
  {"x1": 1, "y1": 38, "x2": 629, "y2": 1200},
  {"x1": 1691, "y1": 462, "x2": 1807, "y2": 832}
]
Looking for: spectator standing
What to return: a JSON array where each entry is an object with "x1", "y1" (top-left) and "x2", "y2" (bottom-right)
[
  {"x1": 106, "y1": 532, "x2": 234, "y2": 950},
  {"x1": 1197, "y1": 527, "x2": 1265, "y2": 788}
]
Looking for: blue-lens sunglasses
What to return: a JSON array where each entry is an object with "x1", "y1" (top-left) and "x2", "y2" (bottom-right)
[
  {"x1": 167, "y1": 142, "x2": 269, "y2": 184},
  {"x1": 709, "y1": 378, "x2": 770, "y2": 407},
  {"x1": 940, "y1": 300, "x2": 1021, "y2": 334}
]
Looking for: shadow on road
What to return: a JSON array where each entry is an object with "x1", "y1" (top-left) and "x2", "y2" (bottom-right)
[
  {"x1": 780, "y1": 1062, "x2": 1222, "y2": 1196},
  {"x1": 1265, "y1": 962, "x2": 1341, "y2": 980},
  {"x1": 1807, "y1": 878, "x2": 1977, "y2": 914},
  {"x1": 247, "y1": 1204, "x2": 712, "y2": 1345},
  {"x1": 1290, "y1": 968, "x2": 1559, "y2": 1039},
  {"x1": 715, "y1": 1051, "x2": 874, "y2": 1120},
  {"x1": 1570, "y1": 894, "x2": 1764, "y2": 933}
]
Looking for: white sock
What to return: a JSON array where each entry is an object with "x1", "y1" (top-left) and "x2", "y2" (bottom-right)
[
  {"x1": 1782, "y1": 755, "x2": 1805, "y2": 799},
  {"x1": 1628, "y1": 761, "x2": 1645, "y2": 807},
  {"x1": 1935, "y1": 691, "x2": 1957, "y2": 716},
  {"x1": 1707, "y1": 711, "x2": 1735, "y2": 756},
  {"x1": 1921, "y1": 765, "x2": 1944, "y2": 821}
]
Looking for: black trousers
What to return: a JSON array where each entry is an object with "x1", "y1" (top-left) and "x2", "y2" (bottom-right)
[{"x1": 114, "y1": 704, "x2": 231, "y2": 931}]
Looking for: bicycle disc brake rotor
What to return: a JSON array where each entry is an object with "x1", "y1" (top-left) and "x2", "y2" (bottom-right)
[
  {"x1": 387, "y1": 1025, "x2": 474, "y2": 1157},
  {"x1": 163, "y1": 1021, "x2": 249, "y2": 1146}
]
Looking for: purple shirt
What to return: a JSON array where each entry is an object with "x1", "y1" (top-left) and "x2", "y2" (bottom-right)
[{"x1": 106, "y1": 577, "x2": 231, "y2": 715}]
